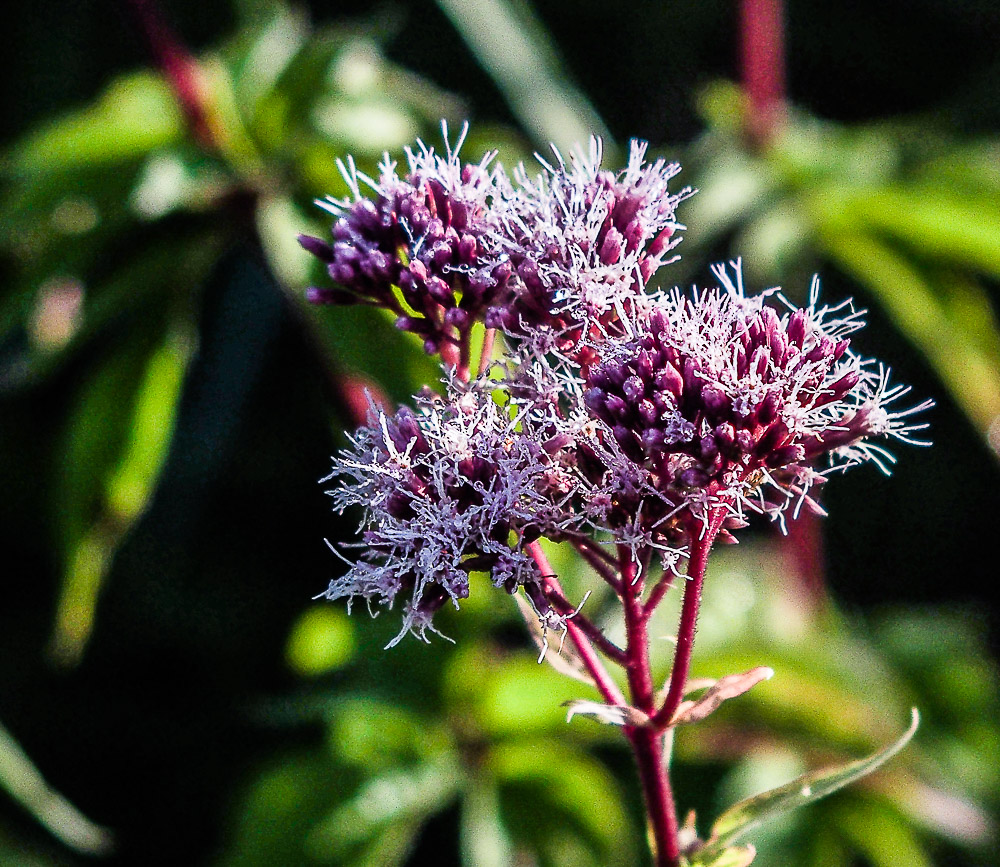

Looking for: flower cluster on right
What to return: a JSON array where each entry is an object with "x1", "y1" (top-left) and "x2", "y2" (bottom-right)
[{"x1": 301, "y1": 124, "x2": 930, "y2": 645}]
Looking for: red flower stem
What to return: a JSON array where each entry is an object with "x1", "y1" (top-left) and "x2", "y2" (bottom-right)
[
  {"x1": 527, "y1": 542, "x2": 626, "y2": 707},
  {"x1": 627, "y1": 728, "x2": 679, "y2": 867},
  {"x1": 619, "y1": 548, "x2": 680, "y2": 866},
  {"x1": 652, "y1": 507, "x2": 727, "y2": 730},
  {"x1": 739, "y1": 0, "x2": 787, "y2": 148},
  {"x1": 542, "y1": 583, "x2": 626, "y2": 665}
]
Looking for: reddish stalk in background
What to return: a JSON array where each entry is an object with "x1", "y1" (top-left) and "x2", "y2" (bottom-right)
[
  {"x1": 739, "y1": 0, "x2": 787, "y2": 147},
  {"x1": 126, "y1": 0, "x2": 216, "y2": 149}
]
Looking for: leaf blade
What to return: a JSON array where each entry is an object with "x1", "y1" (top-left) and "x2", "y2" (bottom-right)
[{"x1": 704, "y1": 709, "x2": 919, "y2": 854}]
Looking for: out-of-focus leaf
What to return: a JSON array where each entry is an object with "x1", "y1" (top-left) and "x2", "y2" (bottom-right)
[
  {"x1": 837, "y1": 187, "x2": 1000, "y2": 279},
  {"x1": 818, "y1": 229, "x2": 1000, "y2": 449},
  {"x1": 307, "y1": 302, "x2": 440, "y2": 405},
  {"x1": 828, "y1": 796, "x2": 932, "y2": 867},
  {"x1": 458, "y1": 652, "x2": 605, "y2": 737},
  {"x1": 49, "y1": 327, "x2": 192, "y2": 664},
  {"x1": 702, "y1": 709, "x2": 919, "y2": 855},
  {"x1": 285, "y1": 605, "x2": 356, "y2": 676},
  {"x1": 326, "y1": 697, "x2": 453, "y2": 771},
  {"x1": 216, "y1": 752, "x2": 354, "y2": 867},
  {"x1": 5, "y1": 71, "x2": 183, "y2": 175},
  {"x1": 0, "y1": 721, "x2": 113, "y2": 856},
  {"x1": 460, "y1": 776, "x2": 515, "y2": 867},
  {"x1": 684, "y1": 844, "x2": 757, "y2": 867},
  {"x1": 490, "y1": 739, "x2": 635, "y2": 867},
  {"x1": 435, "y1": 0, "x2": 608, "y2": 153},
  {"x1": 305, "y1": 757, "x2": 461, "y2": 858}
]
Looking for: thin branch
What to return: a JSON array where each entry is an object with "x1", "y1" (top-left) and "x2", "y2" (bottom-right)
[
  {"x1": 651, "y1": 507, "x2": 727, "y2": 730},
  {"x1": 527, "y1": 542, "x2": 626, "y2": 706},
  {"x1": 619, "y1": 546, "x2": 681, "y2": 866},
  {"x1": 567, "y1": 535, "x2": 622, "y2": 591},
  {"x1": 643, "y1": 566, "x2": 678, "y2": 617},
  {"x1": 126, "y1": 0, "x2": 216, "y2": 150}
]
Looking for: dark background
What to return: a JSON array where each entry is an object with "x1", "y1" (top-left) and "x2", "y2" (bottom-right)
[{"x1": 2, "y1": 1, "x2": 999, "y2": 865}]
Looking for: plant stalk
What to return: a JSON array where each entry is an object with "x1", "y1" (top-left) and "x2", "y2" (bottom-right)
[
  {"x1": 620, "y1": 550, "x2": 681, "y2": 866},
  {"x1": 653, "y1": 508, "x2": 727, "y2": 729},
  {"x1": 739, "y1": 0, "x2": 787, "y2": 148}
]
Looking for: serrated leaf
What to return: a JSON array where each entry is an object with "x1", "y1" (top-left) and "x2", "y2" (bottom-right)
[{"x1": 703, "y1": 709, "x2": 919, "y2": 854}]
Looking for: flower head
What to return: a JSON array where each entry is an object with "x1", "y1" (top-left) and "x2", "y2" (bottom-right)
[
  {"x1": 299, "y1": 123, "x2": 510, "y2": 354},
  {"x1": 485, "y1": 138, "x2": 691, "y2": 343},
  {"x1": 581, "y1": 262, "x2": 931, "y2": 536},
  {"x1": 318, "y1": 382, "x2": 581, "y2": 645}
]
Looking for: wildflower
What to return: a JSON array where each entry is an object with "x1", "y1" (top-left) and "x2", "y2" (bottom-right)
[
  {"x1": 582, "y1": 262, "x2": 931, "y2": 537},
  {"x1": 485, "y1": 137, "x2": 692, "y2": 345},
  {"x1": 298, "y1": 124, "x2": 509, "y2": 355},
  {"x1": 318, "y1": 382, "x2": 580, "y2": 645}
]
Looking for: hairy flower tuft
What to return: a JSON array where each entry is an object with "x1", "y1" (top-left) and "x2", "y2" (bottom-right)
[
  {"x1": 318, "y1": 382, "x2": 581, "y2": 645},
  {"x1": 582, "y1": 262, "x2": 931, "y2": 536},
  {"x1": 485, "y1": 137, "x2": 692, "y2": 341},
  {"x1": 299, "y1": 123, "x2": 509, "y2": 354}
]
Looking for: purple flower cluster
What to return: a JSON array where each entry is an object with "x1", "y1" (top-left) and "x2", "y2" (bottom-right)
[
  {"x1": 300, "y1": 126, "x2": 691, "y2": 359},
  {"x1": 309, "y1": 126, "x2": 929, "y2": 642},
  {"x1": 581, "y1": 266, "x2": 929, "y2": 537},
  {"x1": 486, "y1": 139, "x2": 690, "y2": 341},
  {"x1": 319, "y1": 384, "x2": 580, "y2": 645},
  {"x1": 299, "y1": 128, "x2": 508, "y2": 354}
]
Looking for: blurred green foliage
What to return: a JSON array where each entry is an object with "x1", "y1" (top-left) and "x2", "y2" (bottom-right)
[{"x1": 1, "y1": 1, "x2": 999, "y2": 865}]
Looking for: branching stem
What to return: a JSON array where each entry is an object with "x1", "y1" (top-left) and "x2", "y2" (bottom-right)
[
  {"x1": 527, "y1": 542, "x2": 626, "y2": 707},
  {"x1": 619, "y1": 548, "x2": 680, "y2": 866}
]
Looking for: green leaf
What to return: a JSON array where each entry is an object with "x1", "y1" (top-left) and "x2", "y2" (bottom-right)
[
  {"x1": 684, "y1": 844, "x2": 757, "y2": 867},
  {"x1": 0, "y1": 721, "x2": 113, "y2": 856},
  {"x1": 285, "y1": 605, "x2": 356, "y2": 676},
  {"x1": 49, "y1": 327, "x2": 191, "y2": 664},
  {"x1": 818, "y1": 229, "x2": 1000, "y2": 444},
  {"x1": 460, "y1": 777, "x2": 515, "y2": 867},
  {"x1": 839, "y1": 187, "x2": 1000, "y2": 279},
  {"x1": 702, "y1": 709, "x2": 919, "y2": 855},
  {"x1": 434, "y1": 0, "x2": 608, "y2": 153},
  {"x1": 305, "y1": 757, "x2": 461, "y2": 858},
  {"x1": 6, "y1": 71, "x2": 183, "y2": 175},
  {"x1": 829, "y1": 796, "x2": 933, "y2": 867},
  {"x1": 490, "y1": 739, "x2": 635, "y2": 867}
]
